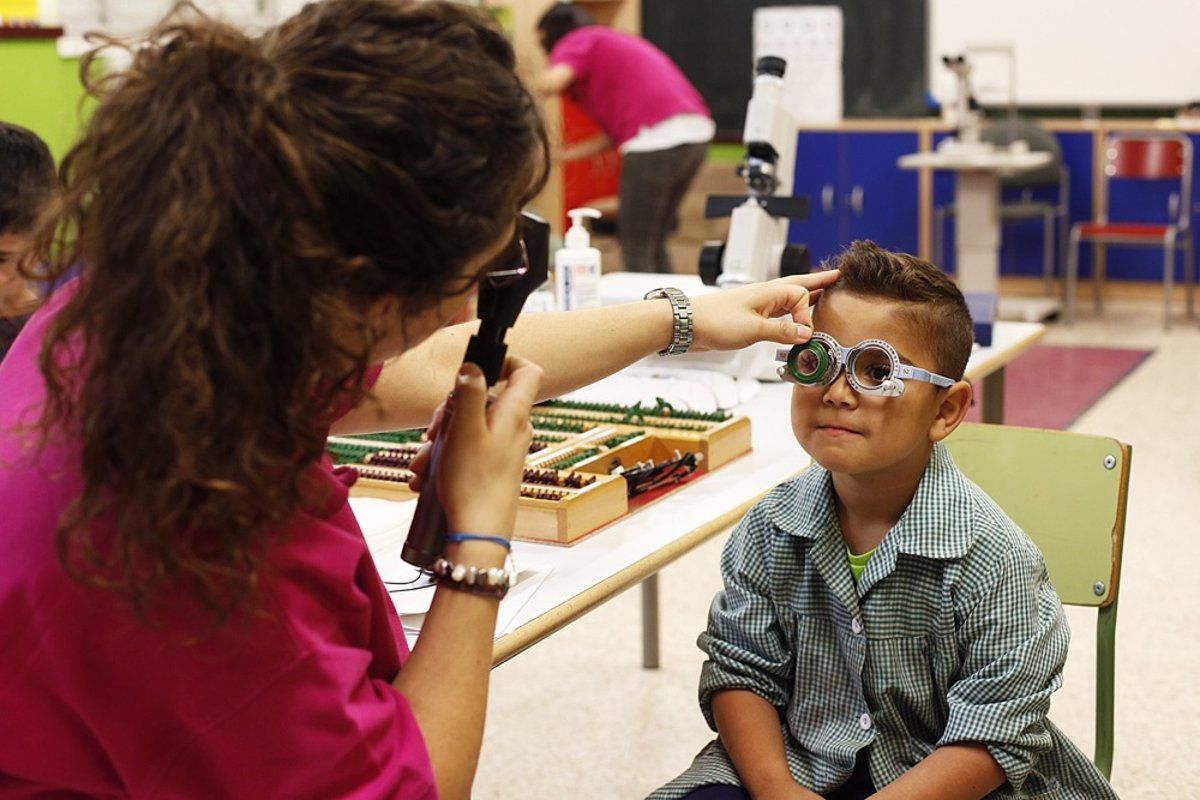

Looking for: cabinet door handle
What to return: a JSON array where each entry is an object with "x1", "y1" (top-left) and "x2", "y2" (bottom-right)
[
  {"x1": 821, "y1": 184, "x2": 835, "y2": 215},
  {"x1": 847, "y1": 185, "x2": 864, "y2": 216}
]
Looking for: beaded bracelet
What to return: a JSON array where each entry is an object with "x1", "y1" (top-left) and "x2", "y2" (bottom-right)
[
  {"x1": 445, "y1": 532, "x2": 512, "y2": 551},
  {"x1": 431, "y1": 557, "x2": 515, "y2": 599}
]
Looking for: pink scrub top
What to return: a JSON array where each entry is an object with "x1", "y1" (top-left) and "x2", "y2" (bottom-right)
[
  {"x1": 549, "y1": 26, "x2": 711, "y2": 147},
  {"x1": 0, "y1": 284, "x2": 436, "y2": 798}
]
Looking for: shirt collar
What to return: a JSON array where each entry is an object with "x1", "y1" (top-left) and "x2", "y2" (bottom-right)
[
  {"x1": 768, "y1": 441, "x2": 974, "y2": 561},
  {"x1": 891, "y1": 441, "x2": 974, "y2": 560}
]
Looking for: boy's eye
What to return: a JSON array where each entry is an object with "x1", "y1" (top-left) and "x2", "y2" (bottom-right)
[
  {"x1": 852, "y1": 347, "x2": 893, "y2": 388},
  {"x1": 866, "y1": 365, "x2": 890, "y2": 383}
]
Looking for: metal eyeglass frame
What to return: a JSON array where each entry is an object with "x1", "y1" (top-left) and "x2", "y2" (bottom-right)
[{"x1": 774, "y1": 331, "x2": 956, "y2": 397}]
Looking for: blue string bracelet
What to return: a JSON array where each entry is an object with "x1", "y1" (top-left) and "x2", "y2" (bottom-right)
[{"x1": 445, "y1": 532, "x2": 512, "y2": 551}]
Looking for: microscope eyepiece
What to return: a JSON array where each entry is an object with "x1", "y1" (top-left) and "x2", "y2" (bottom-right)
[{"x1": 755, "y1": 56, "x2": 787, "y2": 79}]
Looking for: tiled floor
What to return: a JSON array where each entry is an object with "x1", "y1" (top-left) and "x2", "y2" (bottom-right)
[{"x1": 473, "y1": 297, "x2": 1200, "y2": 799}]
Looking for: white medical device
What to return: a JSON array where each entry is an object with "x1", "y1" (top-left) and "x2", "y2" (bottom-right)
[
  {"x1": 941, "y1": 53, "x2": 983, "y2": 146},
  {"x1": 699, "y1": 56, "x2": 810, "y2": 288}
]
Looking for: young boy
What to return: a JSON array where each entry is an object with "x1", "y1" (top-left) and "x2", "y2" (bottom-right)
[
  {"x1": 653, "y1": 242, "x2": 1116, "y2": 800},
  {"x1": 0, "y1": 121, "x2": 55, "y2": 362}
]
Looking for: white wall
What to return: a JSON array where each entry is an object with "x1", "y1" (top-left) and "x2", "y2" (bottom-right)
[{"x1": 929, "y1": 0, "x2": 1200, "y2": 107}]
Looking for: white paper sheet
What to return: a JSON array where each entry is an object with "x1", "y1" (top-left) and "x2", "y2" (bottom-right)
[{"x1": 348, "y1": 495, "x2": 555, "y2": 648}]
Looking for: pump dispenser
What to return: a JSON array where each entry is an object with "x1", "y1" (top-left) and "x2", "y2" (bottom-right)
[{"x1": 554, "y1": 207, "x2": 603, "y2": 310}]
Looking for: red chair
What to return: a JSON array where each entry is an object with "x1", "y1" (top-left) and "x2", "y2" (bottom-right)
[{"x1": 1066, "y1": 133, "x2": 1195, "y2": 328}]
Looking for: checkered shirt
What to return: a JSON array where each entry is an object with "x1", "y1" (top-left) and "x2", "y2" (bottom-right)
[{"x1": 650, "y1": 442, "x2": 1117, "y2": 799}]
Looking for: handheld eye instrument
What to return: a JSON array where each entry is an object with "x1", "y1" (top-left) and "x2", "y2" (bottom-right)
[{"x1": 402, "y1": 211, "x2": 550, "y2": 568}]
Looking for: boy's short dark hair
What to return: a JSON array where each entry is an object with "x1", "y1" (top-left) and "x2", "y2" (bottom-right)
[
  {"x1": 537, "y1": 2, "x2": 594, "y2": 53},
  {"x1": 0, "y1": 122, "x2": 56, "y2": 235},
  {"x1": 821, "y1": 241, "x2": 974, "y2": 380}
]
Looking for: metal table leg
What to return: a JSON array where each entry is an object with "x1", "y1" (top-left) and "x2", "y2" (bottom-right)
[
  {"x1": 641, "y1": 574, "x2": 660, "y2": 669},
  {"x1": 982, "y1": 366, "x2": 1006, "y2": 424}
]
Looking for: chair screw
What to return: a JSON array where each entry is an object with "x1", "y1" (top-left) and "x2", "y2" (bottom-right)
[
  {"x1": 1093, "y1": 581, "x2": 1106, "y2": 596},
  {"x1": 1103, "y1": 455, "x2": 1116, "y2": 470}
]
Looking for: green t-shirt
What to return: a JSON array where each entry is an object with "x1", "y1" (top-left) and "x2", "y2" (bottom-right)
[{"x1": 846, "y1": 545, "x2": 876, "y2": 582}]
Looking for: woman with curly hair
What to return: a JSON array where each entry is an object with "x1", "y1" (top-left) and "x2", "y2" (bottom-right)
[{"x1": 0, "y1": 1, "x2": 834, "y2": 796}]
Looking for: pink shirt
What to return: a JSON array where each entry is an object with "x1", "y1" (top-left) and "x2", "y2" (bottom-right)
[
  {"x1": 0, "y1": 286, "x2": 436, "y2": 798},
  {"x1": 549, "y1": 26, "x2": 710, "y2": 147}
]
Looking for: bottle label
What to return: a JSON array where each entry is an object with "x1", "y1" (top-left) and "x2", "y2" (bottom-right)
[{"x1": 564, "y1": 262, "x2": 598, "y2": 309}]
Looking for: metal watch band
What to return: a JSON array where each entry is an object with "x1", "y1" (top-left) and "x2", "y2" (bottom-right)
[
  {"x1": 643, "y1": 287, "x2": 693, "y2": 356},
  {"x1": 431, "y1": 557, "x2": 515, "y2": 599}
]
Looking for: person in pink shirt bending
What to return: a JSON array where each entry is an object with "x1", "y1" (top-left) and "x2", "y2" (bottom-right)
[
  {"x1": 0, "y1": 1, "x2": 837, "y2": 797},
  {"x1": 534, "y1": 3, "x2": 714, "y2": 274}
]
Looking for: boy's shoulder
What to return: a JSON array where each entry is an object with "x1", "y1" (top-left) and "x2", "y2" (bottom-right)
[
  {"x1": 748, "y1": 444, "x2": 1044, "y2": 568},
  {"x1": 737, "y1": 443, "x2": 1047, "y2": 564},
  {"x1": 745, "y1": 460, "x2": 836, "y2": 539}
]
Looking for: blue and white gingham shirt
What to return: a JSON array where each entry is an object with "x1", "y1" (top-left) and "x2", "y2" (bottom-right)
[{"x1": 652, "y1": 443, "x2": 1117, "y2": 799}]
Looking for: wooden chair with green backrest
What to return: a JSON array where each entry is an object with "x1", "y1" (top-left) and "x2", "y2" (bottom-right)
[{"x1": 945, "y1": 423, "x2": 1131, "y2": 780}]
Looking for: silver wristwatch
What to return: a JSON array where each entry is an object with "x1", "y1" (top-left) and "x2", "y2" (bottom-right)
[{"x1": 643, "y1": 287, "x2": 693, "y2": 356}]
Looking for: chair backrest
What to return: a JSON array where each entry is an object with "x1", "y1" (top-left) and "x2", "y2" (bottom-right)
[
  {"x1": 946, "y1": 423, "x2": 1129, "y2": 607},
  {"x1": 945, "y1": 423, "x2": 1130, "y2": 780},
  {"x1": 1106, "y1": 134, "x2": 1189, "y2": 180},
  {"x1": 1103, "y1": 134, "x2": 1192, "y2": 228},
  {"x1": 983, "y1": 118, "x2": 1063, "y2": 188}
]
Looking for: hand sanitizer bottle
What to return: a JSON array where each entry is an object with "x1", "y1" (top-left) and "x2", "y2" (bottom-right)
[{"x1": 554, "y1": 207, "x2": 602, "y2": 311}]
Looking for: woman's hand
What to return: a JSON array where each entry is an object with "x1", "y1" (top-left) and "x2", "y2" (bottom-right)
[
  {"x1": 423, "y1": 357, "x2": 542, "y2": 539},
  {"x1": 689, "y1": 270, "x2": 841, "y2": 352}
]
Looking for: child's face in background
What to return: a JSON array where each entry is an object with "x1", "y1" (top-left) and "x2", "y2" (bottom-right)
[
  {"x1": 0, "y1": 230, "x2": 34, "y2": 309},
  {"x1": 790, "y1": 291, "x2": 953, "y2": 480}
]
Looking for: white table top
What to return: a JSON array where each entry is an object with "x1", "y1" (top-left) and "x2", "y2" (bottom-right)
[
  {"x1": 897, "y1": 149, "x2": 1052, "y2": 176},
  {"x1": 352, "y1": 321, "x2": 1046, "y2": 664}
]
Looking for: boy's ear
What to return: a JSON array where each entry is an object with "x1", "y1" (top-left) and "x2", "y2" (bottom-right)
[{"x1": 928, "y1": 380, "x2": 972, "y2": 443}]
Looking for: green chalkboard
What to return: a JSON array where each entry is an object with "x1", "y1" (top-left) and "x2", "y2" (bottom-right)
[{"x1": 643, "y1": 1, "x2": 928, "y2": 133}]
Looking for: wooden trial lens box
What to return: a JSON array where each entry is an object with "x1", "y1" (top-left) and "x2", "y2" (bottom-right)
[{"x1": 329, "y1": 399, "x2": 752, "y2": 545}]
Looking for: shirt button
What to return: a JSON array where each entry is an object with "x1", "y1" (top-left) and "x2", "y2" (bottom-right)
[
  {"x1": 851, "y1": 618, "x2": 863, "y2": 634},
  {"x1": 859, "y1": 713, "x2": 872, "y2": 730}
]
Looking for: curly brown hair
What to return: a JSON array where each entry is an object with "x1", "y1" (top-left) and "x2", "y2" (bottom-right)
[{"x1": 27, "y1": 0, "x2": 547, "y2": 624}]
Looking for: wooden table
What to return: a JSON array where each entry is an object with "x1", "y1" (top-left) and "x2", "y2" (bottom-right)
[{"x1": 490, "y1": 320, "x2": 1045, "y2": 667}]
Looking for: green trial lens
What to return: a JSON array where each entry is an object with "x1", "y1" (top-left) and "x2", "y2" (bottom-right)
[{"x1": 788, "y1": 338, "x2": 834, "y2": 384}]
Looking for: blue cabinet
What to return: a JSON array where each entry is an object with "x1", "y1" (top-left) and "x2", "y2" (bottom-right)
[
  {"x1": 789, "y1": 124, "x2": 1196, "y2": 284},
  {"x1": 788, "y1": 132, "x2": 841, "y2": 265},
  {"x1": 788, "y1": 131, "x2": 920, "y2": 266},
  {"x1": 844, "y1": 133, "x2": 921, "y2": 254}
]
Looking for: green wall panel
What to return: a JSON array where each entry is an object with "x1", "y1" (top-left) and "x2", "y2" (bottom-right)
[{"x1": 0, "y1": 39, "x2": 90, "y2": 162}]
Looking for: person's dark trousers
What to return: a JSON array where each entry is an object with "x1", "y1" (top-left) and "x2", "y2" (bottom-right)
[
  {"x1": 679, "y1": 751, "x2": 876, "y2": 800},
  {"x1": 827, "y1": 749, "x2": 877, "y2": 800},
  {"x1": 618, "y1": 140, "x2": 708, "y2": 273},
  {"x1": 679, "y1": 786, "x2": 750, "y2": 799}
]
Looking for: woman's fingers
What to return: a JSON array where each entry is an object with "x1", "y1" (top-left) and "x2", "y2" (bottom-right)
[
  {"x1": 434, "y1": 356, "x2": 541, "y2": 537},
  {"x1": 406, "y1": 441, "x2": 433, "y2": 492},
  {"x1": 487, "y1": 356, "x2": 543, "y2": 428},
  {"x1": 691, "y1": 269, "x2": 839, "y2": 351},
  {"x1": 444, "y1": 363, "x2": 488, "y2": 443},
  {"x1": 424, "y1": 399, "x2": 449, "y2": 443}
]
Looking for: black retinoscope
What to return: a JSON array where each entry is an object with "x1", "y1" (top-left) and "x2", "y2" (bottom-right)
[{"x1": 401, "y1": 211, "x2": 550, "y2": 568}]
